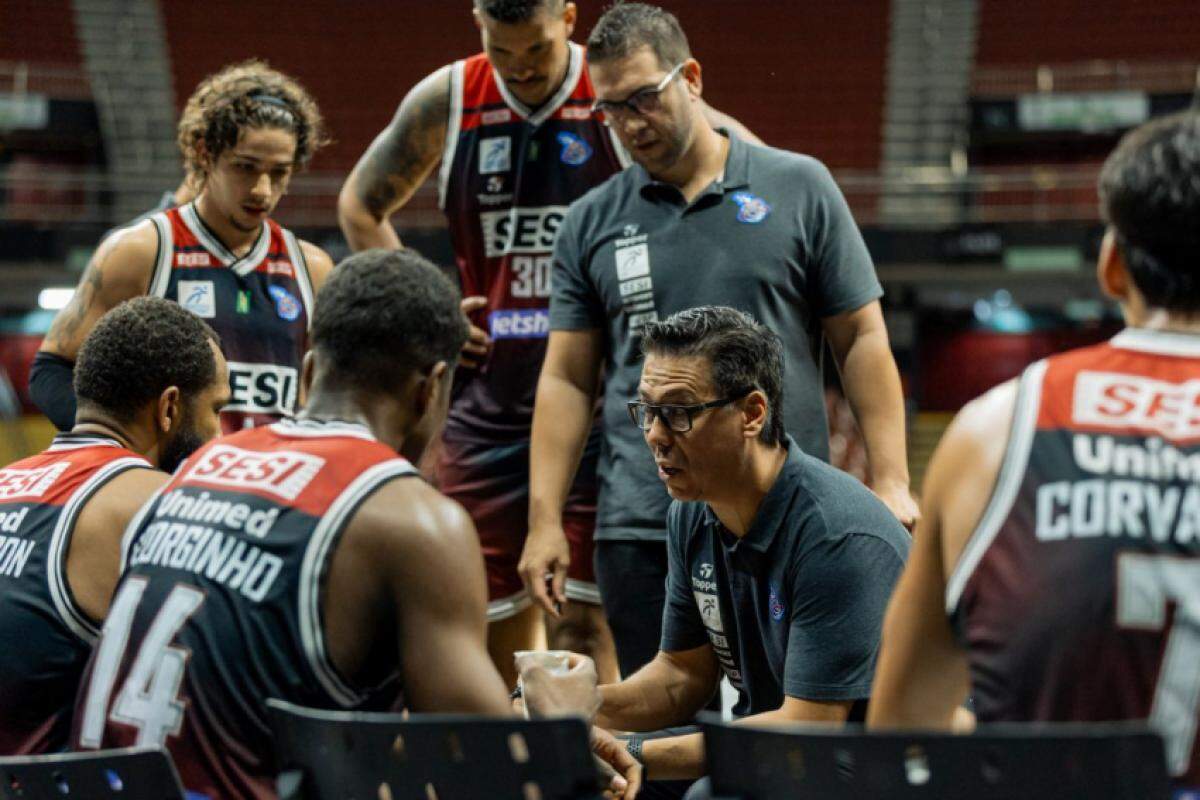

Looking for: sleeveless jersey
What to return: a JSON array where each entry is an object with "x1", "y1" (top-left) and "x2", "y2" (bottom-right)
[
  {"x1": 72, "y1": 419, "x2": 416, "y2": 799},
  {"x1": 947, "y1": 328, "x2": 1200, "y2": 784},
  {"x1": 440, "y1": 42, "x2": 626, "y2": 441},
  {"x1": 0, "y1": 433, "x2": 149, "y2": 754},
  {"x1": 146, "y1": 202, "x2": 316, "y2": 433}
]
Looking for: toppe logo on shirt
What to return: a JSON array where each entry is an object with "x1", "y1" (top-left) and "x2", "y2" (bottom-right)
[
  {"x1": 556, "y1": 132, "x2": 593, "y2": 166},
  {"x1": 768, "y1": 583, "x2": 785, "y2": 621},
  {"x1": 731, "y1": 191, "x2": 772, "y2": 224},
  {"x1": 267, "y1": 285, "x2": 301, "y2": 322}
]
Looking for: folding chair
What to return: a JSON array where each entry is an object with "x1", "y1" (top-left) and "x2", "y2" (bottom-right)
[
  {"x1": 0, "y1": 747, "x2": 185, "y2": 800},
  {"x1": 267, "y1": 699, "x2": 604, "y2": 800},
  {"x1": 702, "y1": 718, "x2": 1170, "y2": 800}
]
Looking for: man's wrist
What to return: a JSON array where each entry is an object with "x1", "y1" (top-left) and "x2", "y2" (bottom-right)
[{"x1": 623, "y1": 734, "x2": 644, "y2": 765}]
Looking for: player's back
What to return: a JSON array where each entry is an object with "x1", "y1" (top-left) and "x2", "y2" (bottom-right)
[
  {"x1": 147, "y1": 203, "x2": 316, "y2": 432},
  {"x1": 948, "y1": 328, "x2": 1200, "y2": 783},
  {"x1": 73, "y1": 419, "x2": 416, "y2": 799},
  {"x1": 0, "y1": 433, "x2": 148, "y2": 754}
]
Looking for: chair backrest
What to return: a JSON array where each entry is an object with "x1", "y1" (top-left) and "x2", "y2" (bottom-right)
[
  {"x1": 0, "y1": 748, "x2": 184, "y2": 800},
  {"x1": 702, "y1": 718, "x2": 1171, "y2": 800},
  {"x1": 267, "y1": 699, "x2": 603, "y2": 800}
]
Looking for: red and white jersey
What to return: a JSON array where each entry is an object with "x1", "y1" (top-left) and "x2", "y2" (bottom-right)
[
  {"x1": 146, "y1": 202, "x2": 316, "y2": 433},
  {"x1": 0, "y1": 433, "x2": 149, "y2": 754},
  {"x1": 947, "y1": 328, "x2": 1200, "y2": 784},
  {"x1": 439, "y1": 42, "x2": 626, "y2": 442}
]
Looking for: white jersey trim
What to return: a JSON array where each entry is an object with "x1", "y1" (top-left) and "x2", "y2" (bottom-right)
[
  {"x1": 270, "y1": 418, "x2": 379, "y2": 442},
  {"x1": 494, "y1": 42, "x2": 584, "y2": 128},
  {"x1": 1110, "y1": 328, "x2": 1200, "y2": 358},
  {"x1": 48, "y1": 456, "x2": 152, "y2": 644},
  {"x1": 47, "y1": 436, "x2": 125, "y2": 453},
  {"x1": 945, "y1": 359, "x2": 1048, "y2": 614},
  {"x1": 299, "y1": 459, "x2": 418, "y2": 706},
  {"x1": 438, "y1": 60, "x2": 466, "y2": 211},
  {"x1": 282, "y1": 229, "x2": 316, "y2": 331},
  {"x1": 147, "y1": 212, "x2": 174, "y2": 299},
  {"x1": 179, "y1": 202, "x2": 270, "y2": 275}
]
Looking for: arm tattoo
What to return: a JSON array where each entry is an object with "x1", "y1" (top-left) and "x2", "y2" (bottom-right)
[
  {"x1": 356, "y1": 73, "x2": 450, "y2": 219},
  {"x1": 45, "y1": 252, "x2": 106, "y2": 349}
]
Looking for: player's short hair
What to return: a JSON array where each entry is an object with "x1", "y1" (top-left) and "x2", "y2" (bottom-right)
[
  {"x1": 74, "y1": 297, "x2": 220, "y2": 423},
  {"x1": 1100, "y1": 111, "x2": 1200, "y2": 315},
  {"x1": 312, "y1": 249, "x2": 468, "y2": 396},
  {"x1": 586, "y1": 2, "x2": 691, "y2": 69},
  {"x1": 177, "y1": 60, "x2": 329, "y2": 182},
  {"x1": 474, "y1": 0, "x2": 562, "y2": 24},
  {"x1": 640, "y1": 307, "x2": 785, "y2": 446}
]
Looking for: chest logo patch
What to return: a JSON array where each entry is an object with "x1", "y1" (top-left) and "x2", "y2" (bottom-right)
[
  {"x1": 267, "y1": 285, "x2": 301, "y2": 322},
  {"x1": 768, "y1": 584, "x2": 786, "y2": 621},
  {"x1": 479, "y1": 136, "x2": 512, "y2": 174},
  {"x1": 178, "y1": 280, "x2": 216, "y2": 318},
  {"x1": 556, "y1": 132, "x2": 593, "y2": 166},
  {"x1": 731, "y1": 191, "x2": 772, "y2": 224},
  {"x1": 693, "y1": 590, "x2": 724, "y2": 633}
]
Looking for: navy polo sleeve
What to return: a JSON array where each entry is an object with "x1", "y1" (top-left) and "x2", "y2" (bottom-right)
[
  {"x1": 783, "y1": 531, "x2": 905, "y2": 701},
  {"x1": 548, "y1": 203, "x2": 605, "y2": 330},
  {"x1": 660, "y1": 502, "x2": 709, "y2": 653}
]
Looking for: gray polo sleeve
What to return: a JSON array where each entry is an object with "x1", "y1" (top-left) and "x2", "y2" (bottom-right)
[
  {"x1": 659, "y1": 504, "x2": 709, "y2": 653},
  {"x1": 800, "y1": 158, "x2": 882, "y2": 318},
  {"x1": 783, "y1": 531, "x2": 905, "y2": 701},
  {"x1": 549, "y1": 204, "x2": 605, "y2": 330}
]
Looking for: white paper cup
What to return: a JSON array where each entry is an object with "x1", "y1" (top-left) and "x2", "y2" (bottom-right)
[{"x1": 514, "y1": 650, "x2": 572, "y2": 718}]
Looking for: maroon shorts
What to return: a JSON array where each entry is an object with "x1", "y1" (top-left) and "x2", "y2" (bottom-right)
[{"x1": 437, "y1": 432, "x2": 600, "y2": 621}]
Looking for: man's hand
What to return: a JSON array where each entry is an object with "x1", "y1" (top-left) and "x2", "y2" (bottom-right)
[
  {"x1": 518, "y1": 524, "x2": 571, "y2": 615},
  {"x1": 517, "y1": 653, "x2": 600, "y2": 721},
  {"x1": 872, "y1": 479, "x2": 920, "y2": 531},
  {"x1": 459, "y1": 296, "x2": 492, "y2": 368},
  {"x1": 591, "y1": 727, "x2": 642, "y2": 800}
]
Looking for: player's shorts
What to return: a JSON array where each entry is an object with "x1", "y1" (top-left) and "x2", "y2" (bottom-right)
[{"x1": 437, "y1": 428, "x2": 601, "y2": 621}]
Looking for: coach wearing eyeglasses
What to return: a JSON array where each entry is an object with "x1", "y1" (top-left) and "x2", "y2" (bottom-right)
[
  {"x1": 523, "y1": 306, "x2": 909, "y2": 790},
  {"x1": 522, "y1": 0, "x2": 915, "y2": 682}
]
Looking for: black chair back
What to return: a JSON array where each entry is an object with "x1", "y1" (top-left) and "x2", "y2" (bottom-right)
[{"x1": 0, "y1": 748, "x2": 184, "y2": 800}]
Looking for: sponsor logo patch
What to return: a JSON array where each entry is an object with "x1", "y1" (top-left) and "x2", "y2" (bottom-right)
[
  {"x1": 266, "y1": 260, "x2": 294, "y2": 278},
  {"x1": 226, "y1": 362, "x2": 299, "y2": 416},
  {"x1": 267, "y1": 285, "x2": 302, "y2": 322},
  {"x1": 556, "y1": 131, "x2": 593, "y2": 166},
  {"x1": 488, "y1": 309, "x2": 549, "y2": 339},
  {"x1": 1073, "y1": 371, "x2": 1200, "y2": 440},
  {"x1": 731, "y1": 191, "x2": 772, "y2": 224},
  {"x1": 694, "y1": 590, "x2": 724, "y2": 632},
  {"x1": 478, "y1": 205, "x2": 568, "y2": 258},
  {"x1": 176, "y1": 252, "x2": 211, "y2": 267},
  {"x1": 479, "y1": 136, "x2": 512, "y2": 174},
  {"x1": 481, "y1": 109, "x2": 512, "y2": 126},
  {"x1": 0, "y1": 462, "x2": 70, "y2": 500},
  {"x1": 182, "y1": 443, "x2": 324, "y2": 501},
  {"x1": 178, "y1": 280, "x2": 216, "y2": 318}
]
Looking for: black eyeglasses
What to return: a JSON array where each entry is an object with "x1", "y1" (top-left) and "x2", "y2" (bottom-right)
[
  {"x1": 591, "y1": 63, "x2": 685, "y2": 123},
  {"x1": 627, "y1": 387, "x2": 754, "y2": 433}
]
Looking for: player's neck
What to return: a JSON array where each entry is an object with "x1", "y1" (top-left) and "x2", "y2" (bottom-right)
[
  {"x1": 194, "y1": 194, "x2": 261, "y2": 256},
  {"x1": 1126, "y1": 306, "x2": 1200, "y2": 336},
  {"x1": 707, "y1": 443, "x2": 789, "y2": 537},
  {"x1": 71, "y1": 415, "x2": 138, "y2": 454},
  {"x1": 301, "y1": 391, "x2": 406, "y2": 453}
]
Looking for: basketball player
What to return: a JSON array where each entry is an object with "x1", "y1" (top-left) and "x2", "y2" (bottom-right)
[
  {"x1": 338, "y1": 0, "x2": 756, "y2": 689},
  {"x1": 868, "y1": 111, "x2": 1200, "y2": 787},
  {"x1": 71, "y1": 250, "x2": 640, "y2": 800},
  {"x1": 34, "y1": 60, "x2": 334, "y2": 434},
  {"x1": 0, "y1": 297, "x2": 227, "y2": 754}
]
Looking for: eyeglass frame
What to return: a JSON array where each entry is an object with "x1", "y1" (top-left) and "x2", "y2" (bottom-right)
[
  {"x1": 591, "y1": 62, "x2": 686, "y2": 122},
  {"x1": 627, "y1": 386, "x2": 756, "y2": 434}
]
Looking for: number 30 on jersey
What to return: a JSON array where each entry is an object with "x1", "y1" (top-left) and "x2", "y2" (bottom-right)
[{"x1": 510, "y1": 255, "x2": 551, "y2": 299}]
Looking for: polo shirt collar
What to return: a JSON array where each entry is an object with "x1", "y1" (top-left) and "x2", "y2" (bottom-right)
[
  {"x1": 634, "y1": 129, "x2": 751, "y2": 198},
  {"x1": 702, "y1": 436, "x2": 805, "y2": 553}
]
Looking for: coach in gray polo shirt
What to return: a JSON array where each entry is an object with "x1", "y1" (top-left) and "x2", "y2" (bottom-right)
[{"x1": 521, "y1": 2, "x2": 916, "y2": 677}]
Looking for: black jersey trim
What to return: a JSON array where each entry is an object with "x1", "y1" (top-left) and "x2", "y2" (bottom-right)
[{"x1": 944, "y1": 359, "x2": 1048, "y2": 614}]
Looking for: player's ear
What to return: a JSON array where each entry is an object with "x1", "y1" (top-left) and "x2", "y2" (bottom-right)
[
  {"x1": 414, "y1": 360, "x2": 451, "y2": 417},
  {"x1": 1097, "y1": 228, "x2": 1132, "y2": 303},
  {"x1": 156, "y1": 386, "x2": 183, "y2": 435},
  {"x1": 742, "y1": 389, "x2": 768, "y2": 440}
]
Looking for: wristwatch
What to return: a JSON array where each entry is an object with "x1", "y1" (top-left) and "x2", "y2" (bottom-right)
[{"x1": 624, "y1": 735, "x2": 645, "y2": 764}]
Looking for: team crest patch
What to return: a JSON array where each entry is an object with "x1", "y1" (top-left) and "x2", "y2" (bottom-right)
[
  {"x1": 768, "y1": 584, "x2": 785, "y2": 621},
  {"x1": 556, "y1": 132, "x2": 593, "y2": 166},
  {"x1": 731, "y1": 191, "x2": 771, "y2": 224},
  {"x1": 267, "y1": 285, "x2": 301, "y2": 322},
  {"x1": 177, "y1": 280, "x2": 215, "y2": 318}
]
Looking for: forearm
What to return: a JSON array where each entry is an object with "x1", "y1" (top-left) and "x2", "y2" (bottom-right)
[
  {"x1": 528, "y1": 372, "x2": 597, "y2": 529},
  {"x1": 838, "y1": 329, "x2": 910, "y2": 487},
  {"x1": 337, "y1": 190, "x2": 403, "y2": 251},
  {"x1": 597, "y1": 655, "x2": 713, "y2": 732},
  {"x1": 640, "y1": 732, "x2": 706, "y2": 781}
]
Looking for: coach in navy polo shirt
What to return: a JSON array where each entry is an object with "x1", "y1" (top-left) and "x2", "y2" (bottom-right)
[{"x1": 544, "y1": 307, "x2": 911, "y2": 787}]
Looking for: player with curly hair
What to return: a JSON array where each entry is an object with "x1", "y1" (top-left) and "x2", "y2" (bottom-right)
[{"x1": 33, "y1": 60, "x2": 334, "y2": 433}]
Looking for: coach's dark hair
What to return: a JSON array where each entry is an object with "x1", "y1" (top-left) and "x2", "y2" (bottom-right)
[
  {"x1": 474, "y1": 0, "x2": 563, "y2": 24},
  {"x1": 312, "y1": 249, "x2": 468, "y2": 395},
  {"x1": 178, "y1": 60, "x2": 329, "y2": 182},
  {"x1": 1099, "y1": 111, "x2": 1200, "y2": 314},
  {"x1": 587, "y1": 2, "x2": 691, "y2": 69},
  {"x1": 640, "y1": 307, "x2": 785, "y2": 445},
  {"x1": 74, "y1": 297, "x2": 220, "y2": 422}
]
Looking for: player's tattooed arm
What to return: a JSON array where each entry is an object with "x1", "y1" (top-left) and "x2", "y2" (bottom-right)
[
  {"x1": 338, "y1": 66, "x2": 452, "y2": 251},
  {"x1": 40, "y1": 222, "x2": 157, "y2": 360}
]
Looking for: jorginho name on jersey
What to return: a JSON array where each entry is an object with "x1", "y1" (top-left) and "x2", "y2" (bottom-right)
[
  {"x1": 439, "y1": 42, "x2": 627, "y2": 440},
  {"x1": 947, "y1": 329, "x2": 1200, "y2": 785},
  {"x1": 145, "y1": 202, "x2": 315, "y2": 433},
  {"x1": 0, "y1": 434, "x2": 149, "y2": 755}
]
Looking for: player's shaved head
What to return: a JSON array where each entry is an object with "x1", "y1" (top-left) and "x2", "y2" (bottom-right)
[
  {"x1": 474, "y1": 0, "x2": 563, "y2": 24},
  {"x1": 587, "y1": 2, "x2": 691, "y2": 69}
]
